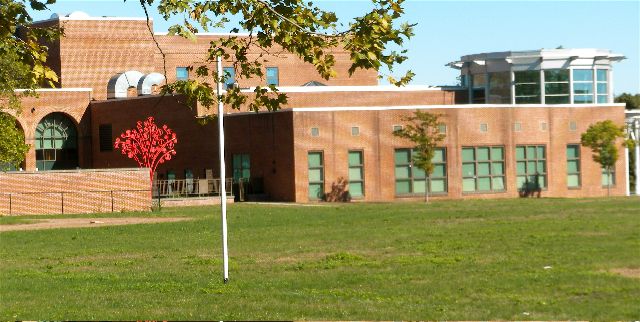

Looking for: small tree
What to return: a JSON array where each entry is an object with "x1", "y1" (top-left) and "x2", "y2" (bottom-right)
[
  {"x1": 0, "y1": 113, "x2": 29, "y2": 171},
  {"x1": 393, "y1": 110, "x2": 446, "y2": 202},
  {"x1": 114, "y1": 117, "x2": 178, "y2": 193},
  {"x1": 580, "y1": 120, "x2": 633, "y2": 197}
]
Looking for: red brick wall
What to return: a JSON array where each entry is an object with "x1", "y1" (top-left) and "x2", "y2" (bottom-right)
[
  {"x1": 292, "y1": 105, "x2": 627, "y2": 202},
  {"x1": 0, "y1": 168, "x2": 149, "y2": 215}
]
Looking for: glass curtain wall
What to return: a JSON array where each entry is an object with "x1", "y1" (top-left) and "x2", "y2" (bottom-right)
[
  {"x1": 544, "y1": 70, "x2": 570, "y2": 103},
  {"x1": 514, "y1": 71, "x2": 540, "y2": 103},
  {"x1": 487, "y1": 72, "x2": 510, "y2": 104}
]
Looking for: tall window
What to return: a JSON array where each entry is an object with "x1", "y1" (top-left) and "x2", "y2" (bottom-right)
[
  {"x1": 395, "y1": 148, "x2": 447, "y2": 195},
  {"x1": 232, "y1": 154, "x2": 250, "y2": 181},
  {"x1": 596, "y1": 69, "x2": 608, "y2": 103},
  {"x1": 572, "y1": 69, "x2": 594, "y2": 103},
  {"x1": 461, "y1": 146, "x2": 505, "y2": 192},
  {"x1": 514, "y1": 71, "x2": 540, "y2": 104},
  {"x1": 602, "y1": 167, "x2": 616, "y2": 187},
  {"x1": 544, "y1": 69, "x2": 570, "y2": 104},
  {"x1": 348, "y1": 150, "x2": 364, "y2": 198},
  {"x1": 266, "y1": 67, "x2": 279, "y2": 86},
  {"x1": 308, "y1": 152, "x2": 324, "y2": 200},
  {"x1": 566, "y1": 145, "x2": 581, "y2": 188},
  {"x1": 487, "y1": 72, "x2": 510, "y2": 103},
  {"x1": 223, "y1": 67, "x2": 235, "y2": 89},
  {"x1": 516, "y1": 145, "x2": 547, "y2": 191},
  {"x1": 176, "y1": 67, "x2": 188, "y2": 81},
  {"x1": 470, "y1": 74, "x2": 486, "y2": 103},
  {"x1": 35, "y1": 113, "x2": 78, "y2": 171}
]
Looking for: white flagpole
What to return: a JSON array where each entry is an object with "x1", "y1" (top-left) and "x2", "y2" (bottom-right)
[{"x1": 216, "y1": 55, "x2": 229, "y2": 283}]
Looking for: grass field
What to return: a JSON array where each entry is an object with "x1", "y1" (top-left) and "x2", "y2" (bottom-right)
[{"x1": 1, "y1": 198, "x2": 639, "y2": 320}]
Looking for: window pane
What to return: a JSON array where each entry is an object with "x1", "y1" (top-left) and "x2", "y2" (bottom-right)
[
  {"x1": 413, "y1": 180, "x2": 426, "y2": 194},
  {"x1": 515, "y1": 84, "x2": 540, "y2": 96},
  {"x1": 516, "y1": 147, "x2": 526, "y2": 160},
  {"x1": 241, "y1": 155, "x2": 250, "y2": 168},
  {"x1": 396, "y1": 180, "x2": 411, "y2": 194},
  {"x1": 477, "y1": 162, "x2": 491, "y2": 176},
  {"x1": 597, "y1": 95, "x2": 608, "y2": 103},
  {"x1": 526, "y1": 146, "x2": 536, "y2": 159},
  {"x1": 348, "y1": 151, "x2": 362, "y2": 166},
  {"x1": 492, "y1": 162, "x2": 504, "y2": 175},
  {"x1": 432, "y1": 164, "x2": 445, "y2": 177},
  {"x1": 574, "y1": 95, "x2": 594, "y2": 103},
  {"x1": 462, "y1": 178, "x2": 476, "y2": 192},
  {"x1": 431, "y1": 179, "x2": 446, "y2": 193},
  {"x1": 223, "y1": 67, "x2": 235, "y2": 87},
  {"x1": 395, "y1": 166, "x2": 410, "y2": 179},
  {"x1": 308, "y1": 153, "x2": 322, "y2": 167},
  {"x1": 573, "y1": 83, "x2": 593, "y2": 94},
  {"x1": 516, "y1": 176, "x2": 527, "y2": 190},
  {"x1": 462, "y1": 148, "x2": 475, "y2": 162},
  {"x1": 477, "y1": 177, "x2": 491, "y2": 191},
  {"x1": 544, "y1": 69, "x2": 569, "y2": 82},
  {"x1": 527, "y1": 161, "x2": 537, "y2": 174},
  {"x1": 176, "y1": 67, "x2": 188, "y2": 80},
  {"x1": 573, "y1": 69, "x2": 593, "y2": 81},
  {"x1": 516, "y1": 161, "x2": 526, "y2": 174},
  {"x1": 567, "y1": 160, "x2": 579, "y2": 173},
  {"x1": 266, "y1": 67, "x2": 279, "y2": 86},
  {"x1": 596, "y1": 69, "x2": 607, "y2": 82},
  {"x1": 567, "y1": 145, "x2": 579, "y2": 158},
  {"x1": 515, "y1": 96, "x2": 540, "y2": 104},
  {"x1": 545, "y1": 95, "x2": 570, "y2": 104},
  {"x1": 395, "y1": 150, "x2": 410, "y2": 164},
  {"x1": 413, "y1": 167, "x2": 426, "y2": 179},
  {"x1": 601, "y1": 171, "x2": 614, "y2": 186},
  {"x1": 462, "y1": 163, "x2": 476, "y2": 177},
  {"x1": 233, "y1": 154, "x2": 241, "y2": 167},
  {"x1": 433, "y1": 149, "x2": 444, "y2": 163},
  {"x1": 537, "y1": 175, "x2": 546, "y2": 188},
  {"x1": 537, "y1": 146, "x2": 546, "y2": 159},
  {"x1": 309, "y1": 169, "x2": 323, "y2": 182},
  {"x1": 242, "y1": 169, "x2": 250, "y2": 179},
  {"x1": 350, "y1": 182, "x2": 363, "y2": 197},
  {"x1": 492, "y1": 177, "x2": 505, "y2": 190},
  {"x1": 537, "y1": 161, "x2": 546, "y2": 174},
  {"x1": 567, "y1": 174, "x2": 580, "y2": 187},
  {"x1": 349, "y1": 168, "x2": 363, "y2": 181},
  {"x1": 309, "y1": 183, "x2": 323, "y2": 199},
  {"x1": 477, "y1": 147, "x2": 490, "y2": 161},
  {"x1": 545, "y1": 83, "x2": 569, "y2": 95},
  {"x1": 597, "y1": 83, "x2": 607, "y2": 94},
  {"x1": 491, "y1": 147, "x2": 503, "y2": 160},
  {"x1": 515, "y1": 71, "x2": 539, "y2": 83}
]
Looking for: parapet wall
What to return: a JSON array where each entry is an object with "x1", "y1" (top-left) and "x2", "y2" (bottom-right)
[{"x1": 0, "y1": 168, "x2": 150, "y2": 215}]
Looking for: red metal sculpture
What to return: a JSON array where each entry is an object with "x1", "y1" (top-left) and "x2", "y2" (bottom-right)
[{"x1": 114, "y1": 117, "x2": 177, "y2": 189}]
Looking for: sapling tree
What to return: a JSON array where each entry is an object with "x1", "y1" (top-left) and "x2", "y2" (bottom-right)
[
  {"x1": 114, "y1": 117, "x2": 178, "y2": 193},
  {"x1": 580, "y1": 120, "x2": 634, "y2": 196},
  {"x1": 393, "y1": 110, "x2": 446, "y2": 202}
]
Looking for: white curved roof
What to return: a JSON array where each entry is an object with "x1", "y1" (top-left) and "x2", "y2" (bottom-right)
[
  {"x1": 137, "y1": 73, "x2": 166, "y2": 95},
  {"x1": 107, "y1": 71, "x2": 144, "y2": 99}
]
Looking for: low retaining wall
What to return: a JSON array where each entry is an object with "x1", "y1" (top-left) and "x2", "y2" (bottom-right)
[
  {"x1": 0, "y1": 168, "x2": 150, "y2": 215},
  {"x1": 159, "y1": 196, "x2": 235, "y2": 208}
]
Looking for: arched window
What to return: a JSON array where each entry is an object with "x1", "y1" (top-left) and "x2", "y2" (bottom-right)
[{"x1": 35, "y1": 113, "x2": 78, "y2": 170}]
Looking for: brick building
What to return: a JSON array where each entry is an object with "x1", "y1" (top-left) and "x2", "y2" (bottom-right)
[{"x1": 2, "y1": 12, "x2": 632, "y2": 203}]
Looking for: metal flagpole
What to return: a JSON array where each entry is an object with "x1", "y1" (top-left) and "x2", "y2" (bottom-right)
[{"x1": 216, "y1": 56, "x2": 229, "y2": 283}]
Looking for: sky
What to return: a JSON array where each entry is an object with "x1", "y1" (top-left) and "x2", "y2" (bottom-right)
[{"x1": 28, "y1": 0, "x2": 640, "y2": 94}]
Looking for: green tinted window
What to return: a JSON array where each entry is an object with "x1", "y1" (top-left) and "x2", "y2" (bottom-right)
[
  {"x1": 348, "y1": 150, "x2": 365, "y2": 197},
  {"x1": 516, "y1": 145, "x2": 547, "y2": 191},
  {"x1": 308, "y1": 152, "x2": 324, "y2": 199},
  {"x1": 394, "y1": 148, "x2": 447, "y2": 195},
  {"x1": 462, "y1": 146, "x2": 506, "y2": 193}
]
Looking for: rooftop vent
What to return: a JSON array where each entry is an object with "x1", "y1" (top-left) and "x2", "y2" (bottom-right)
[
  {"x1": 107, "y1": 71, "x2": 144, "y2": 99},
  {"x1": 138, "y1": 73, "x2": 166, "y2": 95},
  {"x1": 302, "y1": 80, "x2": 327, "y2": 86}
]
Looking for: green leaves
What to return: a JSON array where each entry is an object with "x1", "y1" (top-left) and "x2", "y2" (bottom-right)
[
  {"x1": 393, "y1": 110, "x2": 446, "y2": 177},
  {"x1": 580, "y1": 120, "x2": 630, "y2": 169},
  {"x1": 150, "y1": 0, "x2": 414, "y2": 113},
  {"x1": 0, "y1": 112, "x2": 30, "y2": 170}
]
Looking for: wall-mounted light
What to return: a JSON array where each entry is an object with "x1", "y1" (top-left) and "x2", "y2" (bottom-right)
[{"x1": 31, "y1": 108, "x2": 36, "y2": 113}]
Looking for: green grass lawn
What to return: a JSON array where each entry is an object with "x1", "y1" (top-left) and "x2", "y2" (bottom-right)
[{"x1": 1, "y1": 198, "x2": 639, "y2": 320}]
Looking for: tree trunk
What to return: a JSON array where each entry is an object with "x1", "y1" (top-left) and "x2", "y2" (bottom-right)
[
  {"x1": 425, "y1": 176, "x2": 430, "y2": 203},
  {"x1": 607, "y1": 166, "x2": 611, "y2": 197}
]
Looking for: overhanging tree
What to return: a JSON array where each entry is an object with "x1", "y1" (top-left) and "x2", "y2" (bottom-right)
[
  {"x1": 140, "y1": 0, "x2": 415, "y2": 114},
  {"x1": 393, "y1": 110, "x2": 445, "y2": 203},
  {"x1": 1, "y1": 0, "x2": 60, "y2": 167},
  {"x1": 580, "y1": 120, "x2": 634, "y2": 196}
]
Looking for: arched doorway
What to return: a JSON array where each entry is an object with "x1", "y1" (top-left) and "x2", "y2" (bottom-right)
[{"x1": 35, "y1": 113, "x2": 79, "y2": 170}]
